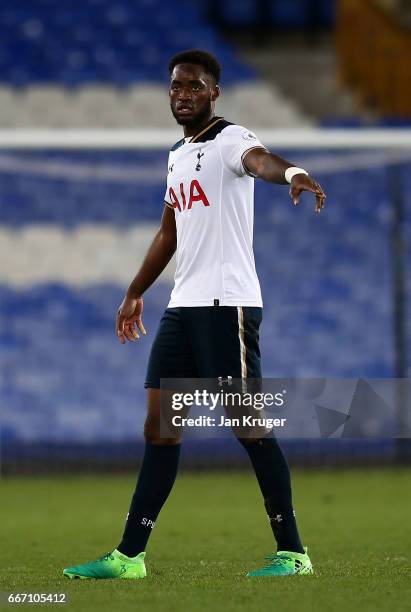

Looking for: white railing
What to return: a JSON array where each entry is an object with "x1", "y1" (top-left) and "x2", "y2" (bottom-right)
[{"x1": 0, "y1": 128, "x2": 410, "y2": 149}]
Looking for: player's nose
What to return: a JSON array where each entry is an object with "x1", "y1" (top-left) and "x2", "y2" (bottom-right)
[{"x1": 177, "y1": 87, "x2": 192, "y2": 101}]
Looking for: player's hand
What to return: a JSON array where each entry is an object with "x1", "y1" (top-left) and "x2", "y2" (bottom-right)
[
  {"x1": 116, "y1": 294, "x2": 146, "y2": 344},
  {"x1": 290, "y1": 174, "x2": 326, "y2": 213}
]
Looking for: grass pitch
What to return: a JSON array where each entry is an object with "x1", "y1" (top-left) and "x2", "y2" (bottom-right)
[{"x1": 0, "y1": 469, "x2": 410, "y2": 611}]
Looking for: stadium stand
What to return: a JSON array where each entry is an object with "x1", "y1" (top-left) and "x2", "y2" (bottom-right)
[
  {"x1": 1, "y1": 148, "x2": 408, "y2": 455},
  {"x1": 0, "y1": 0, "x2": 311, "y2": 128},
  {"x1": 0, "y1": 0, "x2": 255, "y2": 84},
  {"x1": 1, "y1": 1, "x2": 410, "y2": 469},
  {"x1": 208, "y1": 0, "x2": 335, "y2": 29}
]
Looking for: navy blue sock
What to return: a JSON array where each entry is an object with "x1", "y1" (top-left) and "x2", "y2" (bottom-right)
[
  {"x1": 239, "y1": 436, "x2": 304, "y2": 553},
  {"x1": 118, "y1": 442, "x2": 181, "y2": 557}
]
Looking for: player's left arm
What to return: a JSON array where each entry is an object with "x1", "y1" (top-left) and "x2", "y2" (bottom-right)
[{"x1": 243, "y1": 148, "x2": 326, "y2": 213}]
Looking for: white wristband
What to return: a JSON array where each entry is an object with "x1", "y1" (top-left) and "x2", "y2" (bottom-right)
[{"x1": 285, "y1": 166, "x2": 308, "y2": 184}]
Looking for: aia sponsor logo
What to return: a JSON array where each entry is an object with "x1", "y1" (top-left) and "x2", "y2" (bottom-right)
[{"x1": 168, "y1": 179, "x2": 210, "y2": 212}]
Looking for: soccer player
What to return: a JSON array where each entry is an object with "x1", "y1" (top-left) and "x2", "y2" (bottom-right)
[{"x1": 63, "y1": 49, "x2": 325, "y2": 580}]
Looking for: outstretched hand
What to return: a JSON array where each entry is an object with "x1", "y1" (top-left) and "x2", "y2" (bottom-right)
[
  {"x1": 290, "y1": 174, "x2": 326, "y2": 213},
  {"x1": 116, "y1": 294, "x2": 146, "y2": 344}
]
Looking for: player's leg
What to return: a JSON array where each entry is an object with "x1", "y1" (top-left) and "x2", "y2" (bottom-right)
[
  {"x1": 236, "y1": 309, "x2": 312, "y2": 575},
  {"x1": 116, "y1": 388, "x2": 181, "y2": 558},
  {"x1": 185, "y1": 306, "x2": 312, "y2": 576},
  {"x1": 63, "y1": 390, "x2": 181, "y2": 580},
  {"x1": 116, "y1": 307, "x2": 197, "y2": 562},
  {"x1": 239, "y1": 435, "x2": 312, "y2": 575},
  {"x1": 63, "y1": 308, "x2": 194, "y2": 579},
  {"x1": 239, "y1": 434, "x2": 303, "y2": 551}
]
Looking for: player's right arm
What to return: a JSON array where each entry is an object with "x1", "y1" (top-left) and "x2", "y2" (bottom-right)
[{"x1": 116, "y1": 204, "x2": 176, "y2": 344}]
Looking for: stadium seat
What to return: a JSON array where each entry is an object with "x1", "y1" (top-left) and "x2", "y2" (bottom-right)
[
  {"x1": 0, "y1": 149, "x2": 402, "y2": 449},
  {"x1": 0, "y1": 0, "x2": 256, "y2": 86}
]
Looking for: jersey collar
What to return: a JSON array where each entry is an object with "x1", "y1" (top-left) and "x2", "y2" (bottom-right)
[{"x1": 188, "y1": 116, "x2": 225, "y2": 144}]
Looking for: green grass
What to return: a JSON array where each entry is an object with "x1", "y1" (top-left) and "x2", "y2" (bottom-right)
[{"x1": 0, "y1": 469, "x2": 410, "y2": 611}]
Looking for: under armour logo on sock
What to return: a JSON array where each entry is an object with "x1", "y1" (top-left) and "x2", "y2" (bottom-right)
[{"x1": 269, "y1": 514, "x2": 283, "y2": 523}]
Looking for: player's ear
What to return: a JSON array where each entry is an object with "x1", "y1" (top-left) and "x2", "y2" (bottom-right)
[{"x1": 210, "y1": 85, "x2": 220, "y2": 102}]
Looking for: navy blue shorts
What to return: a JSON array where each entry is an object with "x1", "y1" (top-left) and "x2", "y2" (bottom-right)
[{"x1": 145, "y1": 306, "x2": 263, "y2": 388}]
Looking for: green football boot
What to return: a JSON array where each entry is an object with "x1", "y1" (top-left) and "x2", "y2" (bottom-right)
[
  {"x1": 247, "y1": 547, "x2": 313, "y2": 577},
  {"x1": 63, "y1": 549, "x2": 146, "y2": 580}
]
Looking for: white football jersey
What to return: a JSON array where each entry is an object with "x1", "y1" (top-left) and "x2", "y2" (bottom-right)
[{"x1": 164, "y1": 117, "x2": 266, "y2": 308}]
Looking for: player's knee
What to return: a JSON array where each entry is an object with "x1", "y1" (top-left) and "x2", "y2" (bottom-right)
[
  {"x1": 143, "y1": 418, "x2": 160, "y2": 443},
  {"x1": 144, "y1": 417, "x2": 180, "y2": 445}
]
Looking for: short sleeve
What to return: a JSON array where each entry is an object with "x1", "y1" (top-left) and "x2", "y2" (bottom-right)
[
  {"x1": 164, "y1": 187, "x2": 173, "y2": 208},
  {"x1": 218, "y1": 125, "x2": 267, "y2": 177},
  {"x1": 164, "y1": 153, "x2": 173, "y2": 207}
]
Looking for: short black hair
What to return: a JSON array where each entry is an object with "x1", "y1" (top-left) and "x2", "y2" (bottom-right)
[{"x1": 168, "y1": 49, "x2": 221, "y2": 84}]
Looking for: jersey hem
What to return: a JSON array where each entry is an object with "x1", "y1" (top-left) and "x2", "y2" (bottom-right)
[{"x1": 167, "y1": 298, "x2": 263, "y2": 308}]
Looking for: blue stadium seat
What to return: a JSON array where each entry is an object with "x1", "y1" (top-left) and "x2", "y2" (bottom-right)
[
  {"x1": 270, "y1": 0, "x2": 310, "y2": 29},
  {"x1": 0, "y1": 0, "x2": 257, "y2": 86},
  {"x1": 0, "y1": 148, "x2": 407, "y2": 454},
  {"x1": 220, "y1": 0, "x2": 259, "y2": 27}
]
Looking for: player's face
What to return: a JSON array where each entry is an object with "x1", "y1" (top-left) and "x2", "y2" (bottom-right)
[{"x1": 169, "y1": 63, "x2": 219, "y2": 128}]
